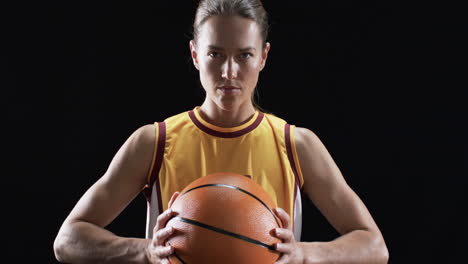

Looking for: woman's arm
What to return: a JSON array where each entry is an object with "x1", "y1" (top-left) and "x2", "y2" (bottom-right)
[
  {"x1": 273, "y1": 127, "x2": 389, "y2": 264},
  {"x1": 53, "y1": 124, "x2": 156, "y2": 263}
]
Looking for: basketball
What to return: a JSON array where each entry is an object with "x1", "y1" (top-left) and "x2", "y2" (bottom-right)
[{"x1": 165, "y1": 172, "x2": 283, "y2": 264}]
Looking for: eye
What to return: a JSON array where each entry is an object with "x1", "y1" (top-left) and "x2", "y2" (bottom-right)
[
  {"x1": 208, "y1": 52, "x2": 222, "y2": 58},
  {"x1": 240, "y1": 53, "x2": 253, "y2": 59}
]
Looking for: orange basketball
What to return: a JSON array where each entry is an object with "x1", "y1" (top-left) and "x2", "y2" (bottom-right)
[{"x1": 166, "y1": 172, "x2": 282, "y2": 264}]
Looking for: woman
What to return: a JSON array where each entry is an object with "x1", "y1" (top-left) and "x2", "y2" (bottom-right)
[{"x1": 54, "y1": 0, "x2": 389, "y2": 263}]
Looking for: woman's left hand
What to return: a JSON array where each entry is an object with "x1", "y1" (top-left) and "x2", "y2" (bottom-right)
[{"x1": 272, "y1": 207, "x2": 305, "y2": 264}]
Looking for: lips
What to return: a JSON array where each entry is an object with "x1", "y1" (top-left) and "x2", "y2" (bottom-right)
[
  {"x1": 217, "y1": 85, "x2": 241, "y2": 94},
  {"x1": 218, "y1": 85, "x2": 240, "y2": 90}
]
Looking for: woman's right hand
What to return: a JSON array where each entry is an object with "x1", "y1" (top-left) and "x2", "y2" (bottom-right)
[{"x1": 146, "y1": 192, "x2": 180, "y2": 264}]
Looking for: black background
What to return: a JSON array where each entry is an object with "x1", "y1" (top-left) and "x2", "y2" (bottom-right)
[{"x1": 4, "y1": 1, "x2": 466, "y2": 263}]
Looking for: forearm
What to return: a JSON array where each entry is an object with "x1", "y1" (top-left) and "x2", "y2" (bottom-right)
[
  {"x1": 54, "y1": 221, "x2": 150, "y2": 264},
  {"x1": 300, "y1": 230, "x2": 389, "y2": 264}
]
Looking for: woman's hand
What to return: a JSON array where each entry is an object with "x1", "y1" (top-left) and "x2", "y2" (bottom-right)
[
  {"x1": 146, "y1": 192, "x2": 180, "y2": 264},
  {"x1": 273, "y1": 207, "x2": 305, "y2": 264}
]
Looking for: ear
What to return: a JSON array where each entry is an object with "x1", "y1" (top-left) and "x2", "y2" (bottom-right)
[
  {"x1": 190, "y1": 40, "x2": 200, "y2": 70},
  {"x1": 260, "y1": 42, "x2": 271, "y2": 71}
]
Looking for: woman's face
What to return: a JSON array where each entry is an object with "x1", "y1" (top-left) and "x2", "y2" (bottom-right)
[{"x1": 190, "y1": 15, "x2": 270, "y2": 111}]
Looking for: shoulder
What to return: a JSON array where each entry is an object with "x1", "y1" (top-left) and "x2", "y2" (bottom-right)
[
  {"x1": 293, "y1": 126, "x2": 332, "y2": 172},
  {"x1": 293, "y1": 126, "x2": 343, "y2": 192},
  {"x1": 294, "y1": 126, "x2": 322, "y2": 151},
  {"x1": 131, "y1": 124, "x2": 156, "y2": 146},
  {"x1": 105, "y1": 124, "x2": 157, "y2": 186},
  {"x1": 119, "y1": 124, "x2": 157, "y2": 165}
]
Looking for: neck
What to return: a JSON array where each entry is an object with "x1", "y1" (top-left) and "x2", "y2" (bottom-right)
[{"x1": 198, "y1": 101, "x2": 257, "y2": 128}]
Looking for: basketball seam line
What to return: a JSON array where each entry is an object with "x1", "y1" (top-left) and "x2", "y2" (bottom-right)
[
  {"x1": 180, "y1": 183, "x2": 281, "y2": 227},
  {"x1": 173, "y1": 216, "x2": 277, "y2": 251},
  {"x1": 168, "y1": 242, "x2": 187, "y2": 264}
]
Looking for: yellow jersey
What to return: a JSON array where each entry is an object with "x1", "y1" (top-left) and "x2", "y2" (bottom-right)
[{"x1": 144, "y1": 106, "x2": 304, "y2": 240}]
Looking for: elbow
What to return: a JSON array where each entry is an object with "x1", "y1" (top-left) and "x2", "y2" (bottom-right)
[
  {"x1": 376, "y1": 244, "x2": 389, "y2": 264},
  {"x1": 363, "y1": 229, "x2": 389, "y2": 264},
  {"x1": 374, "y1": 234, "x2": 389, "y2": 264},
  {"x1": 54, "y1": 228, "x2": 73, "y2": 263},
  {"x1": 54, "y1": 234, "x2": 69, "y2": 263},
  {"x1": 380, "y1": 243, "x2": 390, "y2": 264}
]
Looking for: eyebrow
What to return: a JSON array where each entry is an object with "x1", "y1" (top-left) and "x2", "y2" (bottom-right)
[{"x1": 208, "y1": 45, "x2": 256, "y2": 52}]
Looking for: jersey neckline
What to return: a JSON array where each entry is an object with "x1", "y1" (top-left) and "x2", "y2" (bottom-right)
[{"x1": 188, "y1": 106, "x2": 264, "y2": 138}]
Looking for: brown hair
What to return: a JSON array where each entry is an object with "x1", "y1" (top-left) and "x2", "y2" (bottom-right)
[
  {"x1": 193, "y1": 0, "x2": 269, "y2": 49},
  {"x1": 192, "y1": 0, "x2": 271, "y2": 112}
]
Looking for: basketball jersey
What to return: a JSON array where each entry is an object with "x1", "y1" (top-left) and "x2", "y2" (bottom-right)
[{"x1": 143, "y1": 106, "x2": 304, "y2": 240}]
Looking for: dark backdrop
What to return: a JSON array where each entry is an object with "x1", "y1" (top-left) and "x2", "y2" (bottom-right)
[{"x1": 4, "y1": 1, "x2": 465, "y2": 263}]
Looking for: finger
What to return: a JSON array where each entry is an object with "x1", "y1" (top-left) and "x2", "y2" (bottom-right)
[
  {"x1": 274, "y1": 208, "x2": 291, "y2": 230},
  {"x1": 154, "y1": 208, "x2": 177, "y2": 232},
  {"x1": 273, "y1": 228, "x2": 294, "y2": 243},
  {"x1": 274, "y1": 242, "x2": 292, "y2": 254},
  {"x1": 168, "y1": 191, "x2": 180, "y2": 208},
  {"x1": 155, "y1": 245, "x2": 174, "y2": 258},
  {"x1": 155, "y1": 226, "x2": 175, "y2": 246},
  {"x1": 274, "y1": 253, "x2": 289, "y2": 264}
]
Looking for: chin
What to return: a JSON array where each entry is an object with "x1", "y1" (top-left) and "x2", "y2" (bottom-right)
[{"x1": 215, "y1": 100, "x2": 240, "y2": 111}]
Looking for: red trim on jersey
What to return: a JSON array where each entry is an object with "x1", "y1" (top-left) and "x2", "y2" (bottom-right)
[
  {"x1": 146, "y1": 122, "x2": 166, "y2": 213},
  {"x1": 188, "y1": 110, "x2": 264, "y2": 138},
  {"x1": 285, "y1": 123, "x2": 301, "y2": 228}
]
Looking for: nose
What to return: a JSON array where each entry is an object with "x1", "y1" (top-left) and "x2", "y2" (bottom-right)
[{"x1": 221, "y1": 57, "x2": 238, "y2": 80}]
